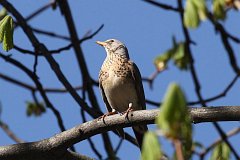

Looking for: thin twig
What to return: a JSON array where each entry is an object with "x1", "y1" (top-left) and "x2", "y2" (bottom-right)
[
  {"x1": 14, "y1": 1, "x2": 54, "y2": 28},
  {"x1": 114, "y1": 139, "x2": 124, "y2": 155},
  {"x1": 199, "y1": 127, "x2": 240, "y2": 159},
  {"x1": 208, "y1": 13, "x2": 240, "y2": 74},
  {"x1": 14, "y1": 25, "x2": 104, "y2": 56},
  {"x1": 146, "y1": 74, "x2": 239, "y2": 107},
  {"x1": 142, "y1": 70, "x2": 162, "y2": 89},
  {"x1": 32, "y1": 27, "x2": 70, "y2": 40},
  {"x1": 173, "y1": 139, "x2": 184, "y2": 160},
  {"x1": 0, "y1": 120, "x2": 25, "y2": 143},
  {"x1": 0, "y1": 53, "x2": 67, "y2": 133},
  {"x1": 0, "y1": 73, "x2": 35, "y2": 90},
  {"x1": 1, "y1": 1, "x2": 98, "y2": 117},
  {"x1": 0, "y1": 73, "x2": 84, "y2": 93},
  {"x1": 189, "y1": 75, "x2": 239, "y2": 105},
  {"x1": 49, "y1": 24, "x2": 104, "y2": 54},
  {"x1": 14, "y1": 45, "x2": 35, "y2": 55},
  {"x1": 143, "y1": 0, "x2": 181, "y2": 12}
]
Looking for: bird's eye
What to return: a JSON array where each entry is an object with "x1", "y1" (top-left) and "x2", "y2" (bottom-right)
[{"x1": 109, "y1": 40, "x2": 114, "y2": 43}]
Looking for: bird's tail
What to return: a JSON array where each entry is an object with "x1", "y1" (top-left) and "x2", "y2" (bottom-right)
[{"x1": 132, "y1": 125, "x2": 148, "y2": 150}]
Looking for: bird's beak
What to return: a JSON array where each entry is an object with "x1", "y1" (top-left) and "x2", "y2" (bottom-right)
[{"x1": 96, "y1": 41, "x2": 107, "y2": 47}]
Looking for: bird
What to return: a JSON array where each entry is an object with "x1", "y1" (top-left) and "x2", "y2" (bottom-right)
[{"x1": 96, "y1": 39, "x2": 148, "y2": 149}]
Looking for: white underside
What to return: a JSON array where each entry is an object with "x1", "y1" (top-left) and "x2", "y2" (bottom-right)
[{"x1": 103, "y1": 72, "x2": 138, "y2": 113}]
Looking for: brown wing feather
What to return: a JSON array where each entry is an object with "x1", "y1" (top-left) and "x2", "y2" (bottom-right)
[
  {"x1": 99, "y1": 82, "x2": 112, "y2": 112},
  {"x1": 129, "y1": 61, "x2": 146, "y2": 110},
  {"x1": 129, "y1": 61, "x2": 148, "y2": 149}
]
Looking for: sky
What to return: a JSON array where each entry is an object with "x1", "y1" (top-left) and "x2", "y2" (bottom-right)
[{"x1": 0, "y1": 0, "x2": 240, "y2": 159}]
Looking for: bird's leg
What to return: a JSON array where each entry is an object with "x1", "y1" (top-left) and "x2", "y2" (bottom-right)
[
  {"x1": 98, "y1": 109, "x2": 117, "y2": 121},
  {"x1": 120, "y1": 103, "x2": 134, "y2": 119}
]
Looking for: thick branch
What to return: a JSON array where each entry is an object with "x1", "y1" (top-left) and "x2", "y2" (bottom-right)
[{"x1": 1, "y1": 107, "x2": 240, "y2": 160}]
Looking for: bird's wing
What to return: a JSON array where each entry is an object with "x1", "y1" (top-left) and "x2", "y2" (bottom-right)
[
  {"x1": 99, "y1": 81, "x2": 112, "y2": 112},
  {"x1": 129, "y1": 61, "x2": 148, "y2": 149},
  {"x1": 129, "y1": 61, "x2": 146, "y2": 110}
]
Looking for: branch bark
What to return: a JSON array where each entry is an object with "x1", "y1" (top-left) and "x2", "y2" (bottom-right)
[{"x1": 1, "y1": 106, "x2": 240, "y2": 160}]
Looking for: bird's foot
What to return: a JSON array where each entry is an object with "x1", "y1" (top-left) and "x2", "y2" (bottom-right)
[
  {"x1": 98, "y1": 111, "x2": 117, "y2": 122},
  {"x1": 120, "y1": 103, "x2": 134, "y2": 120}
]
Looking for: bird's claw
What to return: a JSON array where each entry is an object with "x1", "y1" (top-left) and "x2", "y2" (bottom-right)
[
  {"x1": 98, "y1": 111, "x2": 117, "y2": 122},
  {"x1": 121, "y1": 103, "x2": 134, "y2": 119}
]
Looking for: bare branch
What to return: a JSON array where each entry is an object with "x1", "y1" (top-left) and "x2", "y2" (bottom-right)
[
  {"x1": 0, "y1": 107, "x2": 240, "y2": 160},
  {"x1": 0, "y1": 120, "x2": 25, "y2": 143},
  {"x1": 49, "y1": 24, "x2": 104, "y2": 54},
  {"x1": 1, "y1": 0, "x2": 97, "y2": 117},
  {"x1": 146, "y1": 74, "x2": 239, "y2": 107},
  {"x1": 142, "y1": 70, "x2": 162, "y2": 89},
  {"x1": 0, "y1": 53, "x2": 67, "y2": 132},
  {"x1": 57, "y1": 0, "x2": 114, "y2": 158},
  {"x1": 189, "y1": 75, "x2": 239, "y2": 105},
  {"x1": 0, "y1": 73, "x2": 83, "y2": 93},
  {"x1": 14, "y1": 1, "x2": 54, "y2": 28},
  {"x1": 208, "y1": 13, "x2": 240, "y2": 74},
  {"x1": 143, "y1": 0, "x2": 180, "y2": 12},
  {"x1": 32, "y1": 27, "x2": 70, "y2": 41},
  {"x1": 199, "y1": 127, "x2": 240, "y2": 158}
]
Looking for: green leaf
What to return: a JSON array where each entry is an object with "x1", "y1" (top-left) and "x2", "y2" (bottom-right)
[
  {"x1": 154, "y1": 41, "x2": 189, "y2": 71},
  {"x1": 210, "y1": 142, "x2": 231, "y2": 160},
  {"x1": 172, "y1": 43, "x2": 190, "y2": 70},
  {"x1": 192, "y1": 0, "x2": 208, "y2": 20},
  {"x1": 154, "y1": 48, "x2": 173, "y2": 71},
  {"x1": 141, "y1": 132, "x2": 162, "y2": 160},
  {"x1": 184, "y1": 0, "x2": 200, "y2": 28},
  {"x1": 0, "y1": 8, "x2": 7, "y2": 21},
  {"x1": 0, "y1": 15, "x2": 14, "y2": 51},
  {"x1": 156, "y1": 83, "x2": 192, "y2": 158},
  {"x1": 213, "y1": 0, "x2": 226, "y2": 20},
  {"x1": 184, "y1": 0, "x2": 208, "y2": 28},
  {"x1": 26, "y1": 101, "x2": 46, "y2": 117}
]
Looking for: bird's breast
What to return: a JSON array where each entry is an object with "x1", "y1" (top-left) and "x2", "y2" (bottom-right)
[{"x1": 102, "y1": 71, "x2": 138, "y2": 112}]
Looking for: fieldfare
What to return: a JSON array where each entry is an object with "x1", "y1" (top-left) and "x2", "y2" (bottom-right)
[{"x1": 96, "y1": 39, "x2": 148, "y2": 149}]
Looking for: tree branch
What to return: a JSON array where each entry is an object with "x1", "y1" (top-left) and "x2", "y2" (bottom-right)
[
  {"x1": 0, "y1": 53, "x2": 67, "y2": 133},
  {"x1": 199, "y1": 127, "x2": 240, "y2": 159},
  {"x1": 0, "y1": 120, "x2": 25, "y2": 143},
  {"x1": 32, "y1": 27, "x2": 70, "y2": 41},
  {"x1": 0, "y1": 0, "x2": 98, "y2": 117},
  {"x1": 143, "y1": 0, "x2": 180, "y2": 12},
  {"x1": 0, "y1": 73, "x2": 83, "y2": 93},
  {"x1": 1, "y1": 106, "x2": 240, "y2": 160}
]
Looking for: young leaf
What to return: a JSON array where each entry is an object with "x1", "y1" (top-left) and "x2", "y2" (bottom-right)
[
  {"x1": 184, "y1": 0, "x2": 200, "y2": 28},
  {"x1": 172, "y1": 43, "x2": 189, "y2": 70},
  {"x1": 154, "y1": 41, "x2": 189, "y2": 71},
  {"x1": 0, "y1": 8, "x2": 7, "y2": 20},
  {"x1": 156, "y1": 83, "x2": 192, "y2": 158},
  {"x1": 141, "y1": 132, "x2": 162, "y2": 160},
  {"x1": 184, "y1": 0, "x2": 208, "y2": 28},
  {"x1": 0, "y1": 15, "x2": 14, "y2": 51},
  {"x1": 26, "y1": 101, "x2": 46, "y2": 117},
  {"x1": 213, "y1": 0, "x2": 226, "y2": 20},
  {"x1": 154, "y1": 48, "x2": 173, "y2": 71},
  {"x1": 192, "y1": 0, "x2": 208, "y2": 20},
  {"x1": 210, "y1": 142, "x2": 231, "y2": 160}
]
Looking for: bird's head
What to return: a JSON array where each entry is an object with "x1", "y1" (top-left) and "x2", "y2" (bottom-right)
[{"x1": 96, "y1": 39, "x2": 129, "y2": 59}]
